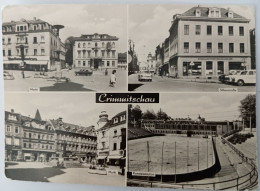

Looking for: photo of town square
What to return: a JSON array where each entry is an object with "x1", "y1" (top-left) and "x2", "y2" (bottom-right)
[
  {"x1": 4, "y1": 93, "x2": 126, "y2": 186},
  {"x1": 127, "y1": 93, "x2": 257, "y2": 190},
  {"x1": 128, "y1": 5, "x2": 256, "y2": 92},
  {"x1": 2, "y1": 4, "x2": 127, "y2": 91}
]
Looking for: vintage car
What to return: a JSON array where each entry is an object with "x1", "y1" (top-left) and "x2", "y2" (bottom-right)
[
  {"x1": 226, "y1": 70, "x2": 256, "y2": 86},
  {"x1": 75, "y1": 69, "x2": 93, "y2": 76},
  {"x1": 218, "y1": 70, "x2": 242, "y2": 83},
  {"x1": 4, "y1": 71, "x2": 14, "y2": 80},
  {"x1": 138, "y1": 71, "x2": 152, "y2": 82}
]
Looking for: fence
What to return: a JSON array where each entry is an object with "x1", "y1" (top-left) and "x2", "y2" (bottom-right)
[{"x1": 127, "y1": 137, "x2": 258, "y2": 190}]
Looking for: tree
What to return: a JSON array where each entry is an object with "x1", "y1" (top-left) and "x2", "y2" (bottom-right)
[
  {"x1": 157, "y1": 108, "x2": 169, "y2": 120},
  {"x1": 239, "y1": 94, "x2": 256, "y2": 129},
  {"x1": 142, "y1": 109, "x2": 157, "y2": 120},
  {"x1": 65, "y1": 36, "x2": 75, "y2": 66}
]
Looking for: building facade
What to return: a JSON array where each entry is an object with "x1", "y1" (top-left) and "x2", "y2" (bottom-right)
[
  {"x1": 5, "y1": 110, "x2": 23, "y2": 161},
  {"x1": 2, "y1": 17, "x2": 66, "y2": 71},
  {"x1": 73, "y1": 33, "x2": 119, "y2": 69},
  {"x1": 50, "y1": 118, "x2": 97, "y2": 163},
  {"x1": 118, "y1": 52, "x2": 127, "y2": 69},
  {"x1": 161, "y1": 6, "x2": 251, "y2": 78},
  {"x1": 141, "y1": 116, "x2": 242, "y2": 136},
  {"x1": 96, "y1": 111, "x2": 126, "y2": 166},
  {"x1": 147, "y1": 53, "x2": 156, "y2": 73}
]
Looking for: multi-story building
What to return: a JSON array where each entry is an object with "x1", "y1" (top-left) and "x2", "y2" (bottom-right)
[
  {"x1": 118, "y1": 52, "x2": 127, "y2": 69},
  {"x1": 21, "y1": 114, "x2": 56, "y2": 162},
  {"x1": 96, "y1": 111, "x2": 126, "y2": 166},
  {"x1": 155, "y1": 43, "x2": 164, "y2": 75},
  {"x1": 2, "y1": 17, "x2": 66, "y2": 71},
  {"x1": 141, "y1": 116, "x2": 242, "y2": 136},
  {"x1": 147, "y1": 53, "x2": 156, "y2": 73},
  {"x1": 250, "y1": 28, "x2": 255, "y2": 69},
  {"x1": 49, "y1": 118, "x2": 97, "y2": 163},
  {"x1": 73, "y1": 33, "x2": 119, "y2": 69},
  {"x1": 163, "y1": 6, "x2": 251, "y2": 78},
  {"x1": 5, "y1": 110, "x2": 23, "y2": 161}
]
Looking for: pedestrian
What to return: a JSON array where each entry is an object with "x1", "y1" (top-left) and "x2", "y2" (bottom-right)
[
  {"x1": 105, "y1": 68, "x2": 108, "y2": 76},
  {"x1": 21, "y1": 70, "x2": 25, "y2": 79},
  {"x1": 109, "y1": 70, "x2": 116, "y2": 87}
]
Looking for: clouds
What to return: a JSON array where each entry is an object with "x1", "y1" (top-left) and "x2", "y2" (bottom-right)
[
  {"x1": 2, "y1": 4, "x2": 127, "y2": 53},
  {"x1": 129, "y1": 4, "x2": 255, "y2": 62}
]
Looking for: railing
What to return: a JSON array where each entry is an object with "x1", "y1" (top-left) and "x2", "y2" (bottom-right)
[{"x1": 128, "y1": 137, "x2": 258, "y2": 190}]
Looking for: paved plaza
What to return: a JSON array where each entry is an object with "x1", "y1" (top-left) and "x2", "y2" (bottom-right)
[
  {"x1": 4, "y1": 68, "x2": 127, "y2": 92},
  {"x1": 128, "y1": 74, "x2": 256, "y2": 92},
  {"x1": 5, "y1": 162, "x2": 125, "y2": 186}
]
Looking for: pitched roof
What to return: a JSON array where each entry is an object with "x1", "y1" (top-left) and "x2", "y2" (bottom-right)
[
  {"x1": 181, "y1": 7, "x2": 247, "y2": 20},
  {"x1": 3, "y1": 19, "x2": 48, "y2": 26},
  {"x1": 74, "y1": 33, "x2": 119, "y2": 41}
]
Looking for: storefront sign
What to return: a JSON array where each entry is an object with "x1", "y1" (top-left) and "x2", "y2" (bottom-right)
[
  {"x1": 218, "y1": 88, "x2": 238, "y2": 92},
  {"x1": 132, "y1": 171, "x2": 156, "y2": 177},
  {"x1": 8, "y1": 57, "x2": 37, "y2": 61},
  {"x1": 198, "y1": 57, "x2": 233, "y2": 60}
]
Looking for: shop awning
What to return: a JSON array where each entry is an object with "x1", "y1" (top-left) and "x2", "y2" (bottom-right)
[
  {"x1": 96, "y1": 155, "x2": 107, "y2": 160},
  {"x1": 107, "y1": 155, "x2": 123, "y2": 160},
  {"x1": 25, "y1": 60, "x2": 48, "y2": 65}
]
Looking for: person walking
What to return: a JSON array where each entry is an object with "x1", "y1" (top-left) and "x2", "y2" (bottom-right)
[{"x1": 109, "y1": 70, "x2": 116, "y2": 87}]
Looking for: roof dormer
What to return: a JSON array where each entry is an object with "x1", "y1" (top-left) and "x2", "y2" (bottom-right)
[
  {"x1": 228, "y1": 8, "x2": 233, "y2": 18},
  {"x1": 195, "y1": 8, "x2": 201, "y2": 17}
]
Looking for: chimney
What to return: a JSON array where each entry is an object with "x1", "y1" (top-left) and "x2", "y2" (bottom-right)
[
  {"x1": 11, "y1": 109, "x2": 14, "y2": 113},
  {"x1": 33, "y1": 17, "x2": 37, "y2": 21}
]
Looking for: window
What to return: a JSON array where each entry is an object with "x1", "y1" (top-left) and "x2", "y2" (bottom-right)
[
  {"x1": 184, "y1": 25, "x2": 189, "y2": 35},
  {"x1": 218, "y1": 43, "x2": 223, "y2": 53},
  {"x1": 239, "y1": 27, "x2": 244, "y2": 36},
  {"x1": 83, "y1": 61, "x2": 86, "y2": 66},
  {"x1": 38, "y1": 134, "x2": 40, "y2": 139},
  {"x1": 114, "y1": 118, "x2": 118, "y2": 123},
  {"x1": 218, "y1": 26, "x2": 223, "y2": 35},
  {"x1": 184, "y1": 42, "x2": 189, "y2": 53},
  {"x1": 8, "y1": 50, "x2": 11, "y2": 56},
  {"x1": 29, "y1": 133, "x2": 32, "y2": 138},
  {"x1": 83, "y1": 50, "x2": 86, "y2": 58},
  {"x1": 6, "y1": 125, "x2": 11, "y2": 132},
  {"x1": 33, "y1": 37, "x2": 37, "y2": 43},
  {"x1": 2, "y1": 38, "x2": 5, "y2": 44},
  {"x1": 102, "y1": 42, "x2": 105, "y2": 47},
  {"x1": 25, "y1": 49, "x2": 28, "y2": 55},
  {"x1": 17, "y1": 26, "x2": 19, "y2": 31},
  {"x1": 83, "y1": 43, "x2": 86, "y2": 48},
  {"x1": 77, "y1": 50, "x2": 81, "y2": 58},
  {"x1": 78, "y1": 43, "x2": 81, "y2": 48},
  {"x1": 24, "y1": 143, "x2": 27, "y2": 148},
  {"x1": 78, "y1": 61, "x2": 81, "y2": 66},
  {"x1": 114, "y1": 130, "x2": 117, "y2": 136},
  {"x1": 207, "y1": 25, "x2": 212, "y2": 35},
  {"x1": 102, "y1": 50, "x2": 105, "y2": 57},
  {"x1": 229, "y1": 43, "x2": 234, "y2": 53},
  {"x1": 14, "y1": 138, "x2": 19, "y2": 146},
  {"x1": 113, "y1": 143, "x2": 117, "y2": 150},
  {"x1": 34, "y1": 49, "x2": 37, "y2": 56},
  {"x1": 107, "y1": 61, "x2": 110, "y2": 67},
  {"x1": 195, "y1": 42, "x2": 201, "y2": 53},
  {"x1": 15, "y1": 127, "x2": 19, "y2": 134},
  {"x1": 207, "y1": 43, "x2": 212, "y2": 53},
  {"x1": 29, "y1": 143, "x2": 31, "y2": 148},
  {"x1": 8, "y1": 38, "x2": 11, "y2": 44},
  {"x1": 229, "y1": 26, "x2": 233, "y2": 36},
  {"x1": 240, "y1": 43, "x2": 245, "y2": 53},
  {"x1": 195, "y1": 25, "x2": 201, "y2": 35},
  {"x1": 3, "y1": 50, "x2": 5, "y2": 56},
  {"x1": 112, "y1": 42, "x2": 115, "y2": 48},
  {"x1": 41, "y1": 49, "x2": 45, "y2": 55},
  {"x1": 112, "y1": 51, "x2": 115, "y2": 58},
  {"x1": 112, "y1": 61, "x2": 115, "y2": 67},
  {"x1": 107, "y1": 51, "x2": 110, "y2": 58},
  {"x1": 34, "y1": 25, "x2": 37, "y2": 30}
]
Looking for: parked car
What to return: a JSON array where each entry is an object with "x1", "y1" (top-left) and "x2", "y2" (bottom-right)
[
  {"x1": 138, "y1": 71, "x2": 152, "y2": 81},
  {"x1": 75, "y1": 69, "x2": 93, "y2": 76},
  {"x1": 4, "y1": 71, "x2": 14, "y2": 80},
  {"x1": 218, "y1": 70, "x2": 242, "y2": 83},
  {"x1": 226, "y1": 70, "x2": 256, "y2": 86}
]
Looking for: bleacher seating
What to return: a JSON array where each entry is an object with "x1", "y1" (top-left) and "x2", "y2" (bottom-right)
[
  {"x1": 227, "y1": 132, "x2": 254, "y2": 145},
  {"x1": 128, "y1": 127, "x2": 154, "y2": 140}
]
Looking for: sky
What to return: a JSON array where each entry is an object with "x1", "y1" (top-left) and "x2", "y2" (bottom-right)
[
  {"x1": 4, "y1": 93, "x2": 126, "y2": 129},
  {"x1": 134, "y1": 93, "x2": 253, "y2": 121},
  {"x1": 129, "y1": 4, "x2": 255, "y2": 62},
  {"x1": 2, "y1": 4, "x2": 127, "y2": 53}
]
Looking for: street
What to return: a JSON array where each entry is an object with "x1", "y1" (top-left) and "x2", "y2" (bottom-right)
[
  {"x1": 4, "y1": 68, "x2": 127, "y2": 92},
  {"x1": 128, "y1": 74, "x2": 256, "y2": 92},
  {"x1": 5, "y1": 162, "x2": 125, "y2": 186}
]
